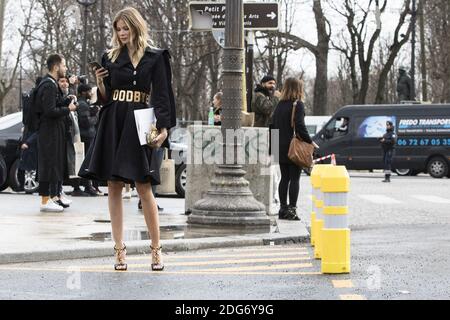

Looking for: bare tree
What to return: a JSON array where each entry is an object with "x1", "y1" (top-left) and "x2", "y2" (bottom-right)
[
  {"x1": 0, "y1": 0, "x2": 35, "y2": 115},
  {"x1": 374, "y1": 0, "x2": 414, "y2": 104},
  {"x1": 424, "y1": 0, "x2": 450, "y2": 103},
  {"x1": 276, "y1": 0, "x2": 331, "y2": 115}
]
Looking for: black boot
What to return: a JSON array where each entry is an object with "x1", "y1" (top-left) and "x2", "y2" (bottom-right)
[
  {"x1": 286, "y1": 206, "x2": 300, "y2": 221},
  {"x1": 278, "y1": 205, "x2": 290, "y2": 219},
  {"x1": 382, "y1": 174, "x2": 391, "y2": 183}
]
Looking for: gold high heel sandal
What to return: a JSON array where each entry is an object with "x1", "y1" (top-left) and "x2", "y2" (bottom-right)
[
  {"x1": 150, "y1": 245, "x2": 164, "y2": 271},
  {"x1": 114, "y1": 243, "x2": 128, "y2": 271}
]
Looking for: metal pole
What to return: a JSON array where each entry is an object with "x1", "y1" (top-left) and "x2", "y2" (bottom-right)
[
  {"x1": 82, "y1": 4, "x2": 88, "y2": 75},
  {"x1": 411, "y1": 0, "x2": 417, "y2": 100},
  {"x1": 188, "y1": 0, "x2": 269, "y2": 229},
  {"x1": 19, "y1": 61, "x2": 22, "y2": 111},
  {"x1": 246, "y1": 31, "x2": 254, "y2": 112},
  {"x1": 419, "y1": 0, "x2": 427, "y2": 101}
]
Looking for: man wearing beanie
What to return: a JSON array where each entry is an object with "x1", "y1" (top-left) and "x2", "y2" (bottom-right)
[{"x1": 252, "y1": 75, "x2": 281, "y2": 127}]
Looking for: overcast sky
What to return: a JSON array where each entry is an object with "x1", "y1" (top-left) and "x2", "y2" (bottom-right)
[{"x1": 2, "y1": 0, "x2": 412, "y2": 78}]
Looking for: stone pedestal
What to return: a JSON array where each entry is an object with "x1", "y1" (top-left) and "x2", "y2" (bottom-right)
[{"x1": 185, "y1": 125, "x2": 275, "y2": 222}]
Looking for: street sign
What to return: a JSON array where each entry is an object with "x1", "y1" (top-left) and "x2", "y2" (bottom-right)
[{"x1": 189, "y1": 2, "x2": 279, "y2": 31}]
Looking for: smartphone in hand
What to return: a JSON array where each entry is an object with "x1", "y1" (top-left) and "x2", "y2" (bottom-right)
[{"x1": 88, "y1": 61, "x2": 103, "y2": 71}]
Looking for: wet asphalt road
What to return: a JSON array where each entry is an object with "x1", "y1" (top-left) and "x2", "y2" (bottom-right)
[{"x1": 0, "y1": 173, "x2": 449, "y2": 300}]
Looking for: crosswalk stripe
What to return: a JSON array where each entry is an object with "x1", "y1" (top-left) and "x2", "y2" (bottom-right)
[
  {"x1": 127, "y1": 251, "x2": 310, "y2": 261},
  {"x1": 211, "y1": 246, "x2": 308, "y2": 253},
  {"x1": 358, "y1": 195, "x2": 402, "y2": 204},
  {"x1": 332, "y1": 280, "x2": 354, "y2": 288},
  {"x1": 85, "y1": 257, "x2": 312, "y2": 270},
  {"x1": 160, "y1": 271, "x2": 322, "y2": 276},
  {"x1": 181, "y1": 263, "x2": 313, "y2": 272},
  {"x1": 410, "y1": 195, "x2": 450, "y2": 204}
]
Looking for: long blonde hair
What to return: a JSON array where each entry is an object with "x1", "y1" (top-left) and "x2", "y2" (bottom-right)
[
  {"x1": 280, "y1": 77, "x2": 305, "y2": 102},
  {"x1": 108, "y1": 7, "x2": 152, "y2": 63}
]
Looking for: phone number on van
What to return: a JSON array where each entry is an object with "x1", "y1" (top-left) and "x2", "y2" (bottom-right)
[{"x1": 397, "y1": 138, "x2": 450, "y2": 147}]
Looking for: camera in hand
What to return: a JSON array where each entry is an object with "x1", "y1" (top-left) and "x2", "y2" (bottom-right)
[{"x1": 67, "y1": 74, "x2": 88, "y2": 85}]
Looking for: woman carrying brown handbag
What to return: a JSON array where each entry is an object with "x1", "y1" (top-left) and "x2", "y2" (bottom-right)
[{"x1": 270, "y1": 78, "x2": 314, "y2": 221}]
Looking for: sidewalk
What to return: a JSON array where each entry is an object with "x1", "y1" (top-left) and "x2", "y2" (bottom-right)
[{"x1": 0, "y1": 189, "x2": 309, "y2": 264}]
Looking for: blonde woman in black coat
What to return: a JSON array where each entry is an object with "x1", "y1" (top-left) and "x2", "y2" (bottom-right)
[
  {"x1": 271, "y1": 78, "x2": 314, "y2": 221},
  {"x1": 80, "y1": 7, "x2": 176, "y2": 271}
]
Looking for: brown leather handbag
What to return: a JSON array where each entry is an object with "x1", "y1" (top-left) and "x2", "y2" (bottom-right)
[{"x1": 288, "y1": 101, "x2": 315, "y2": 168}]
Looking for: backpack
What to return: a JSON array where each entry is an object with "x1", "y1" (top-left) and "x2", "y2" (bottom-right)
[{"x1": 24, "y1": 78, "x2": 56, "y2": 132}]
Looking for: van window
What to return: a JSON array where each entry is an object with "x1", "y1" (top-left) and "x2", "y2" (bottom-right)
[
  {"x1": 324, "y1": 117, "x2": 349, "y2": 139},
  {"x1": 306, "y1": 125, "x2": 317, "y2": 136}
]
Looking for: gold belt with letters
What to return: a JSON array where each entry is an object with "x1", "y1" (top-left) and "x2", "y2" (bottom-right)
[{"x1": 112, "y1": 90, "x2": 150, "y2": 104}]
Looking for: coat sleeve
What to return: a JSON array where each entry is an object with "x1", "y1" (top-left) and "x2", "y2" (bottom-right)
[
  {"x1": 39, "y1": 83, "x2": 70, "y2": 119},
  {"x1": 151, "y1": 51, "x2": 173, "y2": 130},
  {"x1": 97, "y1": 53, "x2": 112, "y2": 105},
  {"x1": 294, "y1": 101, "x2": 313, "y2": 144}
]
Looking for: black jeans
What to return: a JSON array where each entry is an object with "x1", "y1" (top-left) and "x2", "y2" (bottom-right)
[
  {"x1": 278, "y1": 164, "x2": 301, "y2": 207},
  {"x1": 383, "y1": 149, "x2": 394, "y2": 174}
]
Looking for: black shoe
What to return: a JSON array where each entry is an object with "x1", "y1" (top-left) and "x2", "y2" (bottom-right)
[
  {"x1": 382, "y1": 174, "x2": 391, "y2": 183},
  {"x1": 138, "y1": 201, "x2": 164, "y2": 212},
  {"x1": 278, "y1": 205, "x2": 290, "y2": 220},
  {"x1": 289, "y1": 207, "x2": 300, "y2": 221},
  {"x1": 286, "y1": 206, "x2": 300, "y2": 221},
  {"x1": 55, "y1": 199, "x2": 70, "y2": 209},
  {"x1": 84, "y1": 187, "x2": 99, "y2": 197},
  {"x1": 71, "y1": 189, "x2": 90, "y2": 197},
  {"x1": 93, "y1": 187, "x2": 104, "y2": 196}
]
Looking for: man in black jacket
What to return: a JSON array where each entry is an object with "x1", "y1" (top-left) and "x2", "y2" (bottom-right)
[
  {"x1": 35, "y1": 54, "x2": 77, "y2": 212},
  {"x1": 380, "y1": 121, "x2": 397, "y2": 183}
]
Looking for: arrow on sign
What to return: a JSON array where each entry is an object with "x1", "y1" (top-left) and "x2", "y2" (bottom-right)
[{"x1": 267, "y1": 12, "x2": 277, "y2": 20}]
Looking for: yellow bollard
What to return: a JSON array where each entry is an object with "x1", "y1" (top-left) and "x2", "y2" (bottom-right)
[
  {"x1": 310, "y1": 164, "x2": 332, "y2": 258},
  {"x1": 320, "y1": 166, "x2": 351, "y2": 274}
]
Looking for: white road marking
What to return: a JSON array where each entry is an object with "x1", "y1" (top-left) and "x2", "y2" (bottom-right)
[
  {"x1": 358, "y1": 195, "x2": 403, "y2": 204},
  {"x1": 410, "y1": 195, "x2": 450, "y2": 204}
]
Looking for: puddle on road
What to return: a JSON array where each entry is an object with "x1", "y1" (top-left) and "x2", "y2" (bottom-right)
[{"x1": 76, "y1": 224, "x2": 276, "y2": 242}]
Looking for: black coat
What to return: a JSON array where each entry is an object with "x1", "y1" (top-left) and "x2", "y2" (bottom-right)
[
  {"x1": 35, "y1": 75, "x2": 71, "y2": 182},
  {"x1": 79, "y1": 46, "x2": 176, "y2": 185},
  {"x1": 77, "y1": 97, "x2": 98, "y2": 139},
  {"x1": 381, "y1": 128, "x2": 397, "y2": 152},
  {"x1": 271, "y1": 100, "x2": 313, "y2": 165}
]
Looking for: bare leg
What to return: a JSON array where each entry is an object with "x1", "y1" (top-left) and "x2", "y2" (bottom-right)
[
  {"x1": 108, "y1": 181, "x2": 125, "y2": 248},
  {"x1": 135, "y1": 182, "x2": 160, "y2": 248}
]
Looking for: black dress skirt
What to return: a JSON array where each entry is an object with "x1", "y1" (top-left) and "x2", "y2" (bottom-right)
[{"x1": 79, "y1": 46, "x2": 176, "y2": 185}]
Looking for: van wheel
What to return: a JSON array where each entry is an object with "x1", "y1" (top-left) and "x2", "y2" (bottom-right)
[
  {"x1": 0, "y1": 155, "x2": 7, "y2": 189},
  {"x1": 395, "y1": 169, "x2": 411, "y2": 176},
  {"x1": 175, "y1": 164, "x2": 186, "y2": 198},
  {"x1": 427, "y1": 157, "x2": 449, "y2": 179},
  {"x1": 8, "y1": 159, "x2": 25, "y2": 192}
]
